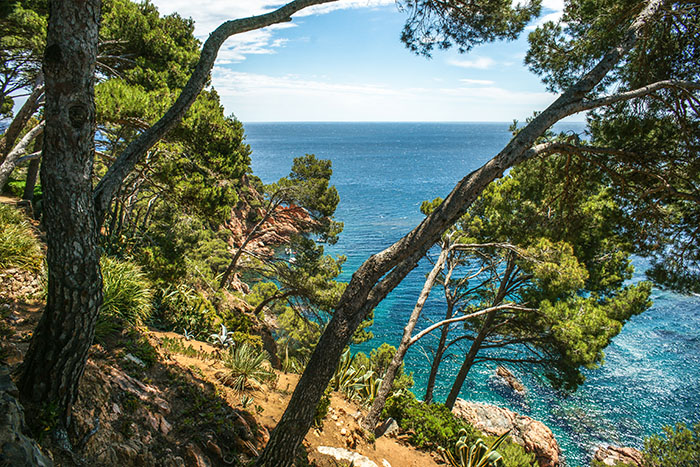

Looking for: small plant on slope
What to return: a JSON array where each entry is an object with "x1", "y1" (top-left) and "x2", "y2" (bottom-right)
[
  {"x1": 220, "y1": 343, "x2": 275, "y2": 392},
  {"x1": 209, "y1": 323, "x2": 234, "y2": 348},
  {"x1": 443, "y1": 429, "x2": 511, "y2": 467}
]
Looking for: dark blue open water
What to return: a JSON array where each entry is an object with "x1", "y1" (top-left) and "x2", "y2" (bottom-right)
[{"x1": 244, "y1": 122, "x2": 700, "y2": 465}]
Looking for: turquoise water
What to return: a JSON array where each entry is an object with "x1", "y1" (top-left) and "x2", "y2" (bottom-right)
[{"x1": 244, "y1": 122, "x2": 700, "y2": 465}]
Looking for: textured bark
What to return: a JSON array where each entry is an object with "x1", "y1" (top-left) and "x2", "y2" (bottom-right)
[
  {"x1": 18, "y1": 0, "x2": 102, "y2": 427},
  {"x1": 362, "y1": 245, "x2": 449, "y2": 431},
  {"x1": 445, "y1": 258, "x2": 515, "y2": 409},
  {"x1": 22, "y1": 133, "x2": 42, "y2": 202},
  {"x1": 258, "y1": 2, "x2": 665, "y2": 462}
]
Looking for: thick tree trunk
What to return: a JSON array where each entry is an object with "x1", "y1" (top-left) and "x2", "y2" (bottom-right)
[
  {"x1": 362, "y1": 246, "x2": 449, "y2": 432},
  {"x1": 258, "y1": 2, "x2": 664, "y2": 461},
  {"x1": 444, "y1": 258, "x2": 514, "y2": 409},
  {"x1": 18, "y1": 0, "x2": 102, "y2": 428},
  {"x1": 423, "y1": 300, "x2": 455, "y2": 403}
]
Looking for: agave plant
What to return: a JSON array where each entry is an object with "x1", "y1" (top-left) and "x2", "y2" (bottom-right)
[
  {"x1": 220, "y1": 343, "x2": 275, "y2": 392},
  {"x1": 444, "y1": 429, "x2": 510, "y2": 467},
  {"x1": 329, "y1": 349, "x2": 364, "y2": 398},
  {"x1": 209, "y1": 324, "x2": 234, "y2": 348}
]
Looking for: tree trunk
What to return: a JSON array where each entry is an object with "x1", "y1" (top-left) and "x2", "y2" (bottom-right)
[
  {"x1": 362, "y1": 246, "x2": 449, "y2": 432},
  {"x1": 444, "y1": 258, "x2": 514, "y2": 409},
  {"x1": 423, "y1": 299, "x2": 454, "y2": 403},
  {"x1": 22, "y1": 137, "x2": 41, "y2": 202},
  {"x1": 18, "y1": 0, "x2": 102, "y2": 429}
]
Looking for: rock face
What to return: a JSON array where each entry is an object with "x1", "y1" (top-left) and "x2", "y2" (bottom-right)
[
  {"x1": 0, "y1": 365, "x2": 53, "y2": 467},
  {"x1": 225, "y1": 175, "x2": 316, "y2": 260},
  {"x1": 593, "y1": 445, "x2": 643, "y2": 466},
  {"x1": 496, "y1": 366, "x2": 526, "y2": 394},
  {"x1": 452, "y1": 399, "x2": 560, "y2": 467}
]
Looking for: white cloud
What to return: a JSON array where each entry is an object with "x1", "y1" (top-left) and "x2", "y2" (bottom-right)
[
  {"x1": 459, "y1": 78, "x2": 495, "y2": 86},
  {"x1": 210, "y1": 69, "x2": 555, "y2": 121},
  {"x1": 447, "y1": 57, "x2": 496, "y2": 70},
  {"x1": 151, "y1": 0, "x2": 395, "y2": 62}
]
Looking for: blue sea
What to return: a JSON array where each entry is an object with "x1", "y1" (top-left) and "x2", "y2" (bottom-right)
[{"x1": 244, "y1": 122, "x2": 700, "y2": 466}]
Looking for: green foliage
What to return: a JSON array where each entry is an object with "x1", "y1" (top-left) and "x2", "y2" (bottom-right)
[
  {"x1": 443, "y1": 429, "x2": 510, "y2": 467},
  {"x1": 643, "y1": 421, "x2": 700, "y2": 467},
  {"x1": 525, "y1": 0, "x2": 700, "y2": 293},
  {"x1": 220, "y1": 343, "x2": 276, "y2": 392},
  {"x1": 422, "y1": 151, "x2": 652, "y2": 391},
  {"x1": 328, "y1": 345, "x2": 413, "y2": 405},
  {"x1": 399, "y1": 0, "x2": 540, "y2": 56},
  {"x1": 154, "y1": 283, "x2": 219, "y2": 337},
  {"x1": 159, "y1": 336, "x2": 213, "y2": 360},
  {"x1": 496, "y1": 441, "x2": 537, "y2": 467},
  {"x1": 352, "y1": 343, "x2": 414, "y2": 393},
  {"x1": 0, "y1": 0, "x2": 46, "y2": 117},
  {"x1": 271, "y1": 154, "x2": 343, "y2": 244},
  {"x1": 314, "y1": 387, "x2": 332, "y2": 428},
  {"x1": 99, "y1": 0, "x2": 200, "y2": 90},
  {"x1": 0, "y1": 203, "x2": 42, "y2": 271},
  {"x1": 383, "y1": 392, "x2": 478, "y2": 449},
  {"x1": 99, "y1": 256, "x2": 153, "y2": 327}
]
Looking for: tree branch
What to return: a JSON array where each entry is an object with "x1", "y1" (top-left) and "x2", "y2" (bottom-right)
[
  {"x1": 0, "y1": 121, "x2": 45, "y2": 188},
  {"x1": 578, "y1": 79, "x2": 700, "y2": 112},
  {"x1": 409, "y1": 304, "x2": 537, "y2": 346}
]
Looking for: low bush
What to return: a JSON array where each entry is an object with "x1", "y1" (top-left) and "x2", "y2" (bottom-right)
[
  {"x1": 383, "y1": 392, "x2": 536, "y2": 467},
  {"x1": 0, "y1": 203, "x2": 42, "y2": 271},
  {"x1": 100, "y1": 256, "x2": 153, "y2": 326},
  {"x1": 383, "y1": 392, "x2": 478, "y2": 449},
  {"x1": 643, "y1": 421, "x2": 700, "y2": 467}
]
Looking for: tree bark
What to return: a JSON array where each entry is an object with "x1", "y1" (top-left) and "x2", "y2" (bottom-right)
[
  {"x1": 444, "y1": 257, "x2": 515, "y2": 409},
  {"x1": 362, "y1": 245, "x2": 449, "y2": 431},
  {"x1": 258, "y1": 1, "x2": 665, "y2": 461},
  {"x1": 18, "y1": 0, "x2": 102, "y2": 428},
  {"x1": 22, "y1": 134, "x2": 42, "y2": 203}
]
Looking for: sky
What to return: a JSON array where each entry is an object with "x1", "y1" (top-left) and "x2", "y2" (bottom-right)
[{"x1": 150, "y1": 0, "x2": 577, "y2": 122}]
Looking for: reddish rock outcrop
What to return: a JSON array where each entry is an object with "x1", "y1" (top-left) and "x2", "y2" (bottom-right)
[
  {"x1": 452, "y1": 399, "x2": 560, "y2": 467},
  {"x1": 225, "y1": 176, "x2": 315, "y2": 260},
  {"x1": 593, "y1": 445, "x2": 643, "y2": 466}
]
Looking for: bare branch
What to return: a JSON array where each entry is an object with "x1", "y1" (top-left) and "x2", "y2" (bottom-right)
[
  {"x1": 0, "y1": 121, "x2": 45, "y2": 188},
  {"x1": 579, "y1": 79, "x2": 700, "y2": 112},
  {"x1": 409, "y1": 304, "x2": 537, "y2": 346}
]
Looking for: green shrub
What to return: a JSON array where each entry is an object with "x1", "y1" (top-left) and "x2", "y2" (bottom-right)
[
  {"x1": 220, "y1": 343, "x2": 275, "y2": 392},
  {"x1": 0, "y1": 203, "x2": 42, "y2": 271},
  {"x1": 496, "y1": 440, "x2": 537, "y2": 467},
  {"x1": 443, "y1": 429, "x2": 510, "y2": 467},
  {"x1": 383, "y1": 392, "x2": 478, "y2": 449},
  {"x1": 100, "y1": 256, "x2": 153, "y2": 326},
  {"x1": 314, "y1": 387, "x2": 332, "y2": 428},
  {"x1": 643, "y1": 421, "x2": 700, "y2": 467},
  {"x1": 154, "y1": 283, "x2": 218, "y2": 337}
]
